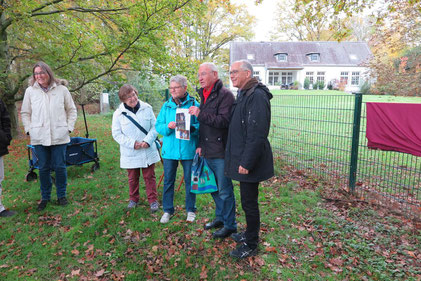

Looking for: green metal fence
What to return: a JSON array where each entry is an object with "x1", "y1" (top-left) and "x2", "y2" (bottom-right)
[{"x1": 270, "y1": 94, "x2": 420, "y2": 218}]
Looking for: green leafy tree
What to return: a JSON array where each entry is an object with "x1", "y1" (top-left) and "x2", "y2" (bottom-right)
[
  {"x1": 270, "y1": 0, "x2": 348, "y2": 41},
  {"x1": 0, "y1": 0, "x2": 193, "y2": 135}
]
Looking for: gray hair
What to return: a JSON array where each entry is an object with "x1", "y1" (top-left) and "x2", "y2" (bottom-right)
[
  {"x1": 169, "y1": 75, "x2": 188, "y2": 88},
  {"x1": 199, "y1": 62, "x2": 218, "y2": 73},
  {"x1": 236, "y1": 60, "x2": 253, "y2": 74}
]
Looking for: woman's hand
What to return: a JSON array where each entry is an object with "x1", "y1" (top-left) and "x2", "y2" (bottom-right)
[
  {"x1": 134, "y1": 141, "x2": 142, "y2": 150},
  {"x1": 140, "y1": 141, "x2": 150, "y2": 148},
  {"x1": 168, "y1": 121, "x2": 176, "y2": 129}
]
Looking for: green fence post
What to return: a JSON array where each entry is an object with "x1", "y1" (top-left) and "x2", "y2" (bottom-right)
[{"x1": 349, "y1": 93, "x2": 363, "y2": 193}]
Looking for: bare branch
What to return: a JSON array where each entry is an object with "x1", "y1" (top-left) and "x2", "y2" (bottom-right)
[
  {"x1": 31, "y1": 6, "x2": 130, "y2": 17},
  {"x1": 31, "y1": 0, "x2": 64, "y2": 13}
]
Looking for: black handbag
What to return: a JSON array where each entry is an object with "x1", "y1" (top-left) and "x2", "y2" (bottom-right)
[{"x1": 121, "y1": 112, "x2": 161, "y2": 150}]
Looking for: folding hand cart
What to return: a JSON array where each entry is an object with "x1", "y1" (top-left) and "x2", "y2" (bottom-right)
[{"x1": 25, "y1": 104, "x2": 100, "y2": 181}]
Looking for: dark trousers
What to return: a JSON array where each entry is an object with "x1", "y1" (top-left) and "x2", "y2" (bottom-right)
[
  {"x1": 240, "y1": 181, "x2": 260, "y2": 250},
  {"x1": 34, "y1": 144, "x2": 67, "y2": 201}
]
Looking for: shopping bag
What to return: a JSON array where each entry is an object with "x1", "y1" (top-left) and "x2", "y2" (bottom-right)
[{"x1": 191, "y1": 153, "x2": 218, "y2": 194}]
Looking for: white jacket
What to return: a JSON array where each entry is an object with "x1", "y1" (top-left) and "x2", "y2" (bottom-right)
[
  {"x1": 112, "y1": 102, "x2": 160, "y2": 169},
  {"x1": 21, "y1": 82, "x2": 77, "y2": 146}
]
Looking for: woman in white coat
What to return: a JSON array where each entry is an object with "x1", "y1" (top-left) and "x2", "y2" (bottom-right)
[
  {"x1": 21, "y1": 61, "x2": 77, "y2": 211},
  {"x1": 112, "y1": 84, "x2": 161, "y2": 212}
]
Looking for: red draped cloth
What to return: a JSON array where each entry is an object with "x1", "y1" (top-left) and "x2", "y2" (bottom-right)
[{"x1": 366, "y1": 102, "x2": 421, "y2": 157}]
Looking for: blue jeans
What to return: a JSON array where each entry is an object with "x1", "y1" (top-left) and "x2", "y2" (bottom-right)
[
  {"x1": 206, "y1": 158, "x2": 237, "y2": 230},
  {"x1": 34, "y1": 144, "x2": 67, "y2": 201},
  {"x1": 162, "y1": 159, "x2": 196, "y2": 214}
]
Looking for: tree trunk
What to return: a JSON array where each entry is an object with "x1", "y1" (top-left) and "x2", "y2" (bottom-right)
[{"x1": 6, "y1": 102, "x2": 19, "y2": 138}]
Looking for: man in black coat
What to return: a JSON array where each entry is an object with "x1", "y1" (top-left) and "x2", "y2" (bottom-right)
[
  {"x1": 225, "y1": 60, "x2": 274, "y2": 258},
  {"x1": 0, "y1": 99, "x2": 15, "y2": 217},
  {"x1": 189, "y1": 62, "x2": 237, "y2": 238}
]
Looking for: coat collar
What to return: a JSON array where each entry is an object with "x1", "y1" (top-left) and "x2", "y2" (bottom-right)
[
  {"x1": 166, "y1": 93, "x2": 193, "y2": 108},
  {"x1": 118, "y1": 100, "x2": 149, "y2": 114},
  {"x1": 33, "y1": 81, "x2": 58, "y2": 92}
]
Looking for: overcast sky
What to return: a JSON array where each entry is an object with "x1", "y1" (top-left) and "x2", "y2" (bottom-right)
[{"x1": 231, "y1": 0, "x2": 280, "y2": 42}]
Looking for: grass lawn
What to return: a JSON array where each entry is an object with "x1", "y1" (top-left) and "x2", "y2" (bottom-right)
[{"x1": 0, "y1": 112, "x2": 419, "y2": 280}]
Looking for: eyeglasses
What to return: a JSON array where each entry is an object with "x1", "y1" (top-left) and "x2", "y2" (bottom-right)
[
  {"x1": 126, "y1": 93, "x2": 137, "y2": 99},
  {"x1": 229, "y1": 70, "x2": 244, "y2": 75},
  {"x1": 34, "y1": 71, "x2": 46, "y2": 76},
  {"x1": 169, "y1": 86, "x2": 182, "y2": 90}
]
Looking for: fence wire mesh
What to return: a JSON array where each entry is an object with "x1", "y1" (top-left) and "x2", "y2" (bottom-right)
[{"x1": 270, "y1": 94, "x2": 420, "y2": 218}]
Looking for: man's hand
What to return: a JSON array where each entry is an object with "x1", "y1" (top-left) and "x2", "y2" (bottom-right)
[
  {"x1": 196, "y1": 147, "x2": 202, "y2": 156},
  {"x1": 188, "y1": 106, "x2": 200, "y2": 117},
  {"x1": 168, "y1": 121, "x2": 176, "y2": 129},
  {"x1": 238, "y1": 165, "x2": 249, "y2": 174}
]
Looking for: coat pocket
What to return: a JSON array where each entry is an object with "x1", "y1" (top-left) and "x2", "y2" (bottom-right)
[
  {"x1": 29, "y1": 123, "x2": 43, "y2": 142},
  {"x1": 52, "y1": 122, "x2": 69, "y2": 143}
]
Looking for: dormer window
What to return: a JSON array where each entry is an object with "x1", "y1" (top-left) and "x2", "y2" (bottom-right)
[
  {"x1": 307, "y1": 53, "x2": 320, "y2": 62},
  {"x1": 274, "y1": 53, "x2": 288, "y2": 62}
]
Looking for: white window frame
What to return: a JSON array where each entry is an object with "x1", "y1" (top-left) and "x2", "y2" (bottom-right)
[
  {"x1": 280, "y1": 72, "x2": 293, "y2": 85},
  {"x1": 351, "y1": 72, "x2": 360, "y2": 86},
  {"x1": 306, "y1": 71, "x2": 314, "y2": 84},
  {"x1": 253, "y1": 71, "x2": 261, "y2": 81},
  {"x1": 268, "y1": 71, "x2": 280, "y2": 86},
  {"x1": 275, "y1": 53, "x2": 288, "y2": 62},
  {"x1": 340, "y1": 71, "x2": 349, "y2": 85},
  {"x1": 317, "y1": 71, "x2": 325, "y2": 83},
  {"x1": 308, "y1": 53, "x2": 320, "y2": 62}
]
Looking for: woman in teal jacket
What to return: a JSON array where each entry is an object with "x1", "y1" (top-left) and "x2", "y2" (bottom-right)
[{"x1": 156, "y1": 75, "x2": 199, "y2": 224}]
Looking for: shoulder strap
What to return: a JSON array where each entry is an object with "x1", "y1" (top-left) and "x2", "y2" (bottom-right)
[{"x1": 121, "y1": 112, "x2": 148, "y2": 135}]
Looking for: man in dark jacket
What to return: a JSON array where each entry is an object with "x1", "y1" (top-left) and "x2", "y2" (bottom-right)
[
  {"x1": 189, "y1": 62, "x2": 237, "y2": 238},
  {"x1": 225, "y1": 60, "x2": 274, "y2": 258},
  {"x1": 0, "y1": 99, "x2": 15, "y2": 217}
]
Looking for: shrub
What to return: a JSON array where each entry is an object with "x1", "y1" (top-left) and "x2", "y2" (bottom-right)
[
  {"x1": 338, "y1": 81, "x2": 347, "y2": 91},
  {"x1": 108, "y1": 90, "x2": 120, "y2": 109},
  {"x1": 292, "y1": 81, "x2": 301, "y2": 90},
  {"x1": 360, "y1": 80, "x2": 372, "y2": 94},
  {"x1": 304, "y1": 78, "x2": 310, "y2": 89}
]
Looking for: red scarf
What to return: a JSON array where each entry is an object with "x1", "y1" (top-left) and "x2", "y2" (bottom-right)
[{"x1": 203, "y1": 83, "x2": 215, "y2": 104}]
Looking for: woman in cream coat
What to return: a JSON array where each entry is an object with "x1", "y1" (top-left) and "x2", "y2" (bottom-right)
[
  {"x1": 21, "y1": 61, "x2": 77, "y2": 211},
  {"x1": 112, "y1": 84, "x2": 161, "y2": 212}
]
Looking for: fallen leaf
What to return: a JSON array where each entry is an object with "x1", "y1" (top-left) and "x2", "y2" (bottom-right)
[
  {"x1": 71, "y1": 269, "x2": 80, "y2": 276},
  {"x1": 199, "y1": 265, "x2": 207, "y2": 279},
  {"x1": 407, "y1": 251, "x2": 416, "y2": 258},
  {"x1": 330, "y1": 258, "x2": 344, "y2": 266},
  {"x1": 95, "y1": 269, "x2": 105, "y2": 277},
  {"x1": 265, "y1": 247, "x2": 278, "y2": 253},
  {"x1": 71, "y1": 249, "x2": 79, "y2": 256}
]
